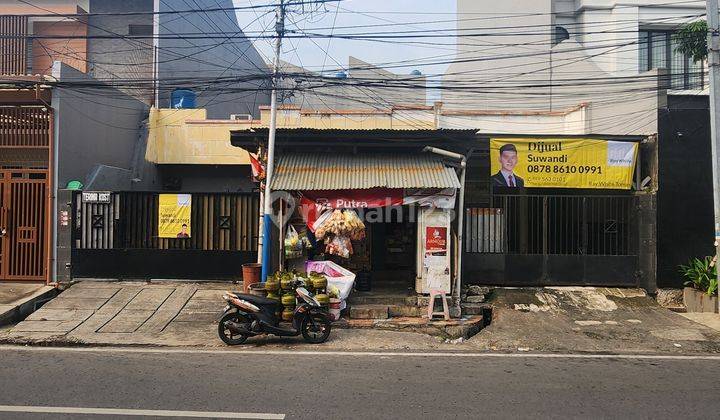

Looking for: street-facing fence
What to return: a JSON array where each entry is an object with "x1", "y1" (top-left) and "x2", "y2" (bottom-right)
[
  {"x1": 71, "y1": 191, "x2": 259, "y2": 280},
  {"x1": 74, "y1": 192, "x2": 259, "y2": 251},
  {"x1": 463, "y1": 193, "x2": 641, "y2": 287},
  {"x1": 465, "y1": 194, "x2": 637, "y2": 256}
]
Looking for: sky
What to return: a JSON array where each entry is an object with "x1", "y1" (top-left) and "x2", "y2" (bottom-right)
[{"x1": 232, "y1": 0, "x2": 457, "y2": 78}]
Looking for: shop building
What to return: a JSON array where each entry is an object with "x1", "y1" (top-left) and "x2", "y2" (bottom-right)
[
  {"x1": 231, "y1": 128, "x2": 477, "y2": 309},
  {"x1": 231, "y1": 120, "x2": 657, "y2": 310}
]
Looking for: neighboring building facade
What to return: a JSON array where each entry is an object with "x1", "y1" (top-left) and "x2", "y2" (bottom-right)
[
  {"x1": 1, "y1": 0, "x2": 270, "y2": 283},
  {"x1": 279, "y1": 56, "x2": 426, "y2": 110},
  {"x1": 437, "y1": 0, "x2": 673, "y2": 290},
  {"x1": 87, "y1": 0, "x2": 270, "y2": 118},
  {"x1": 442, "y1": 0, "x2": 706, "y2": 136}
]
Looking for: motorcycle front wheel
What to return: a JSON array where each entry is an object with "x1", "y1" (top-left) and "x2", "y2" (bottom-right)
[
  {"x1": 301, "y1": 313, "x2": 332, "y2": 344},
  {"x1": 218, "y1": 312, "x2": 251, "y2": 345}
]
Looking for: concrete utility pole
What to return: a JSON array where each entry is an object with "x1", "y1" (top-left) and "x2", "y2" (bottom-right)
[
  {"x1": 708, "y1": 0, "x2": 720, "y2": 312},
  {"x1": 261, "y1": 0, "x2": 286, "y2": 282}
]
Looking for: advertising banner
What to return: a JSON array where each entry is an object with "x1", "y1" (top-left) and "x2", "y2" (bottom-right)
[
  {"x1": 158, "y1": 194, "x2": 192, "y2": 238},
  {"x1": 490, "y1": 138, "x2": 638, "y2": 189},
  {"x1": 301, "y1": 188, "x2": 404, "y2": 209},
  {"x1": 425, "y1": 226, "x2": 448, "y2": 252},
  {"x1": 299, "y1": 188, "x2": 458, "y2": 230}
]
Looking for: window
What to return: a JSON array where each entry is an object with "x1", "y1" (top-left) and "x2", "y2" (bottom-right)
[
  {"x1": 128, "y1": 24, "x2": 153, "y2": 37},
  {"x1": 554, "y1": 26, "x2": 570, "y2": 45},
  {"x1": 639, "y1": 29, "x2": 705, "y2": 90}
]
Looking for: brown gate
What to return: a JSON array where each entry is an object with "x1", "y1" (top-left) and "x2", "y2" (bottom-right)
[{"x1": 0, "y1": 169, "x2": 48, "y2": 281}]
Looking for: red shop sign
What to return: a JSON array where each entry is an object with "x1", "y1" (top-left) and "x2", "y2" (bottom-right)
[
  {"x1": 302, "y1": 189, "x2": 403, "y2": 209},
  {"x1": 299, "y1": 189, "x2": 404, "y2": 231},
  {"x1": 425, "y1": 227, "x2": 447, "y2": 252}
]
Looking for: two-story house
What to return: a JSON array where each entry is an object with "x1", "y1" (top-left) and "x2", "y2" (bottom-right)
[
  {"x1": 0, "y1": 0, "x2": 270, "y2": 284},
  {"x1": 437, "y1": 1, "x2": 712, "y2": 291}
]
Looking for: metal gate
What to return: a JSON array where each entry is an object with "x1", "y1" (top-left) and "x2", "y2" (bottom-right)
[
  {"x1": 0, "y1": 169, "x2": 48, "y2": 281},
  {"x1": 463, "y1": 194, "x2": 640, "y2": 287}
]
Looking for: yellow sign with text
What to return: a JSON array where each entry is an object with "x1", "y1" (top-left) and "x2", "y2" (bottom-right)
[
  {"x1": 490, "y1": 138, "x2": 638, "y2": 189},
  {"x1": 158, "y1": 194, "x2": 192, "y2": 238}
]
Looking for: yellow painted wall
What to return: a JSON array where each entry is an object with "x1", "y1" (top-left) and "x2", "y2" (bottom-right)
[
  {"x1": 259, "y1": 107, "x2": 435, "y2": 130},
  {"x1": 147, "y1": 106, "x2": 437, "y2": 166},
  {"x1": 147, "y1": 108, "x2": 254, "y2": 165}
]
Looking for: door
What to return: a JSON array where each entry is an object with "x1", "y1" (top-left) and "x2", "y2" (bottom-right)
[{"x1": 0, "y1": 169, "x2": 48, "y2": 281}]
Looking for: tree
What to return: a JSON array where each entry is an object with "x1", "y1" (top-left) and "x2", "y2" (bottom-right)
[{"x1": 673, "y1": 20, "x2": 709, "y2": 63}]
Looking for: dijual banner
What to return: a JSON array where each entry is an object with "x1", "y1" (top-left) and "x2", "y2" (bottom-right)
[
  {"x1": 158, "y1": 194, "x2": 192, "y2": 238},
  {"x1": 490, "y1": 138, "x2": 638, "y2": 189}
]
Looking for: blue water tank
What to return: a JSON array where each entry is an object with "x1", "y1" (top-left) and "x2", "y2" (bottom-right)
[
  {"x1": 335, "y1": 71, "x2": 348, "y2": 79},
  {"x1": 171, "y1": 89, "x2": 196, "y2": 109},
  {"x1": 410, "y1": 69, "x2": 422, "y2": 76}
]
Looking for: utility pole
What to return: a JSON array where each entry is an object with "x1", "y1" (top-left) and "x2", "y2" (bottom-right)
[
  {"x1": 261, "y1": 0, "x2": 286, "y2": 282},
  {"x1": 707, "y1": 0, "x2": 720, "y2": 313},
  {"x1": 153, "y1": 0, "x2": 160, "y2": 106}
]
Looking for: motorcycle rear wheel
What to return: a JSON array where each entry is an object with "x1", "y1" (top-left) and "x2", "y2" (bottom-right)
[
  {"x1": 218, "y1": 312, "x2": 251, "y2": 345},
  {"x1": 301, "y1": 313, "x2": 332, "y2": 344}
]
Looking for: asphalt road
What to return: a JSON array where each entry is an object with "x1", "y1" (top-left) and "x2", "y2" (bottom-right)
[{"x1": 0, "y1": 347, "x2": 719, "y2": 419}]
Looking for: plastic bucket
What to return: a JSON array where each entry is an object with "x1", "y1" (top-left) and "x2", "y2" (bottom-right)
[
  {"x1": 329, "y1": 298, "x2": 342, "y2": 321},
  {"x1": 242, "y1": 263, "x2": 262, "y2": 293}
]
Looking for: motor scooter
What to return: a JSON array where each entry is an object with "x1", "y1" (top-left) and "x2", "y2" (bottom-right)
[{"x1": 218, "y1": 280, "x2": 332, "y2": 345}]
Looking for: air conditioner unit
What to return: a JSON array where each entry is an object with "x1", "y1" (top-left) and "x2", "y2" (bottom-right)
[{"x1": 230, "y1": 114, "x2": 253, "y2": 121}]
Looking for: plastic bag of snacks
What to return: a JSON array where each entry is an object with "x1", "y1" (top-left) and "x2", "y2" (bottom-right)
[
  {"x1": 325, "y1": 235, "x2": 353, "y2": 259},
  {"x1": 315, "y1": 209, "x2": 365, "y2": 242},
  {"x1": 284, "y1": 225, "x2": 303, "y2": 259}
]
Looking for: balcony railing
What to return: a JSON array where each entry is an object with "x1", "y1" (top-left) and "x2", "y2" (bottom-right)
[{"x1": 0, "y1": 15, "x2": 28, "y2": 75}]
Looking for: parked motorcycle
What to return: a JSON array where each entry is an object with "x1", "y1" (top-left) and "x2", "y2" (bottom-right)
[{"x1": 218, "y1": 280, "x2": 332, "y2": 345}]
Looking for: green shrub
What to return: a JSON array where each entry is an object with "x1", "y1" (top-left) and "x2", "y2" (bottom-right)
[{"x1": 679, "y1": 257, "x2": 719, "y2": 296}]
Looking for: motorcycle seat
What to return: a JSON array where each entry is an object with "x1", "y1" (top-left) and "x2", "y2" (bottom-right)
[{"x1": 231, "y1": 293, "x2": 280, "y2": 308}]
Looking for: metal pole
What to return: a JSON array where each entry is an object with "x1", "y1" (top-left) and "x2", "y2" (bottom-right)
[
  {"x1": 261, "y1": 1, "x2": 285, "y2": 283},
  {"x1": 708, "y1": 0, "x2": 720, "y2": 313},
  {"x1": 454, "y1": 155, "x2": 468, "y2": 316},
  {"x1": 153, "y1": 0, "x2": 160, "y2": 107}
]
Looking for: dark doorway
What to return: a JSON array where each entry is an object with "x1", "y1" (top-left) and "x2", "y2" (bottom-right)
[{"x1": 369, "y1": 207, "x2": 416, "y2": 292}]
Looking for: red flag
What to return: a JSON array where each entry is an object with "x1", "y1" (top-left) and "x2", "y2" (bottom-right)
[{"x1": 249, "y1": 153, "x2": 264, "y2": 182}]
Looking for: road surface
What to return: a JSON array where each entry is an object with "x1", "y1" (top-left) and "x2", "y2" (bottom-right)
[{"x1": 0, "y1": 346, "x2": 718, "y2": 419}]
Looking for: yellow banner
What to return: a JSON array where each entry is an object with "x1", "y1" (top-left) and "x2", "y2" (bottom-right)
[
  {"x1": 158, "y1": 194, "x2": 192, "y2": 238},
  {"x1": 490, "y1": 138, "x2": 638, "y2": 189}
]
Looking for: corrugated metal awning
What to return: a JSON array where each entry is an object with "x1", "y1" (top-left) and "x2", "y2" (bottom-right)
[{"x1": 271, "y1": 153, "x2": 462, "y2": 190}]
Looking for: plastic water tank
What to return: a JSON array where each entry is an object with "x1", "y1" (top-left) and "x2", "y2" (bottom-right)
[
  {"x1": 410, "y1": 69, "x2": 422, "y2": 76},
  {"x1": 171, "y1": 89, "x2": 196, "y2": 109},
  {"x1": 335, "y1": 71, "x2": 347, "y2": 79}
]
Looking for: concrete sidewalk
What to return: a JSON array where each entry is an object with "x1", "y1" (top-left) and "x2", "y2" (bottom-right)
[
  {"x1": 3, "y1": 282, "x2": 720, "y2": 354},
  {"x1": 465, "y1": 287, "x2": 720, "y2": 354},
  {"x1": 680, "y1": 313, "x2": 720, "y2": 332},
  {"x1": 0, "y1": 281, "x2": 476, "y2": 350},
  {"x1": 2, "y1": 281, "x2": 230, "y2": 347},
  {"x1": 0, "y1": 283, "x2": 56, "y2": 325}
]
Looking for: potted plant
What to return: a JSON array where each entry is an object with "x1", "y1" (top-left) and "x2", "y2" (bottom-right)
[{"x1": 679, "y1": 256, "x2": 719, "y2": 313}]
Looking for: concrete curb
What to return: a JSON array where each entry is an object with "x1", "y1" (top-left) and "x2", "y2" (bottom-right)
[{"x1": 0, "y1": 286, "x2": 57, "y2": 326}]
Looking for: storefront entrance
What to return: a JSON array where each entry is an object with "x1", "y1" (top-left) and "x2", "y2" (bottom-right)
[{"x1": 369, "y1": 211, "x2": 416, "y2": 293}]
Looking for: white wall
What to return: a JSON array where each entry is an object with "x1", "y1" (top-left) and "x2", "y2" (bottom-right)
[{"x1": 441, "y1": 0, "x2": 697, "y2": 135}]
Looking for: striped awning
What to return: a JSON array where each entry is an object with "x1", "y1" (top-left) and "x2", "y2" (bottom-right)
[{"x1": 270, "y1": 153, "x2": 462, "y2": 191}]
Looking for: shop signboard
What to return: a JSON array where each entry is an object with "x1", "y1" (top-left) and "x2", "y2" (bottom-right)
[
  {"x1": 158, "y1": 194, "x2": 192, "y2": 238},
  {"x1": 300, "y1": 188, "x2": 457, "y2": 230},
  {"x1": 302, "y1": 189, "x2": 404, "y2": 209},
  {"x1": 81, "y1": 191, "x2": 111, "y2": 203},
  {"x1": 425, "y1": 226, "x2": 447, "y2": 252},
  {"x1": 490, "y1": 138, "x2": 638, "y2": 189}
]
